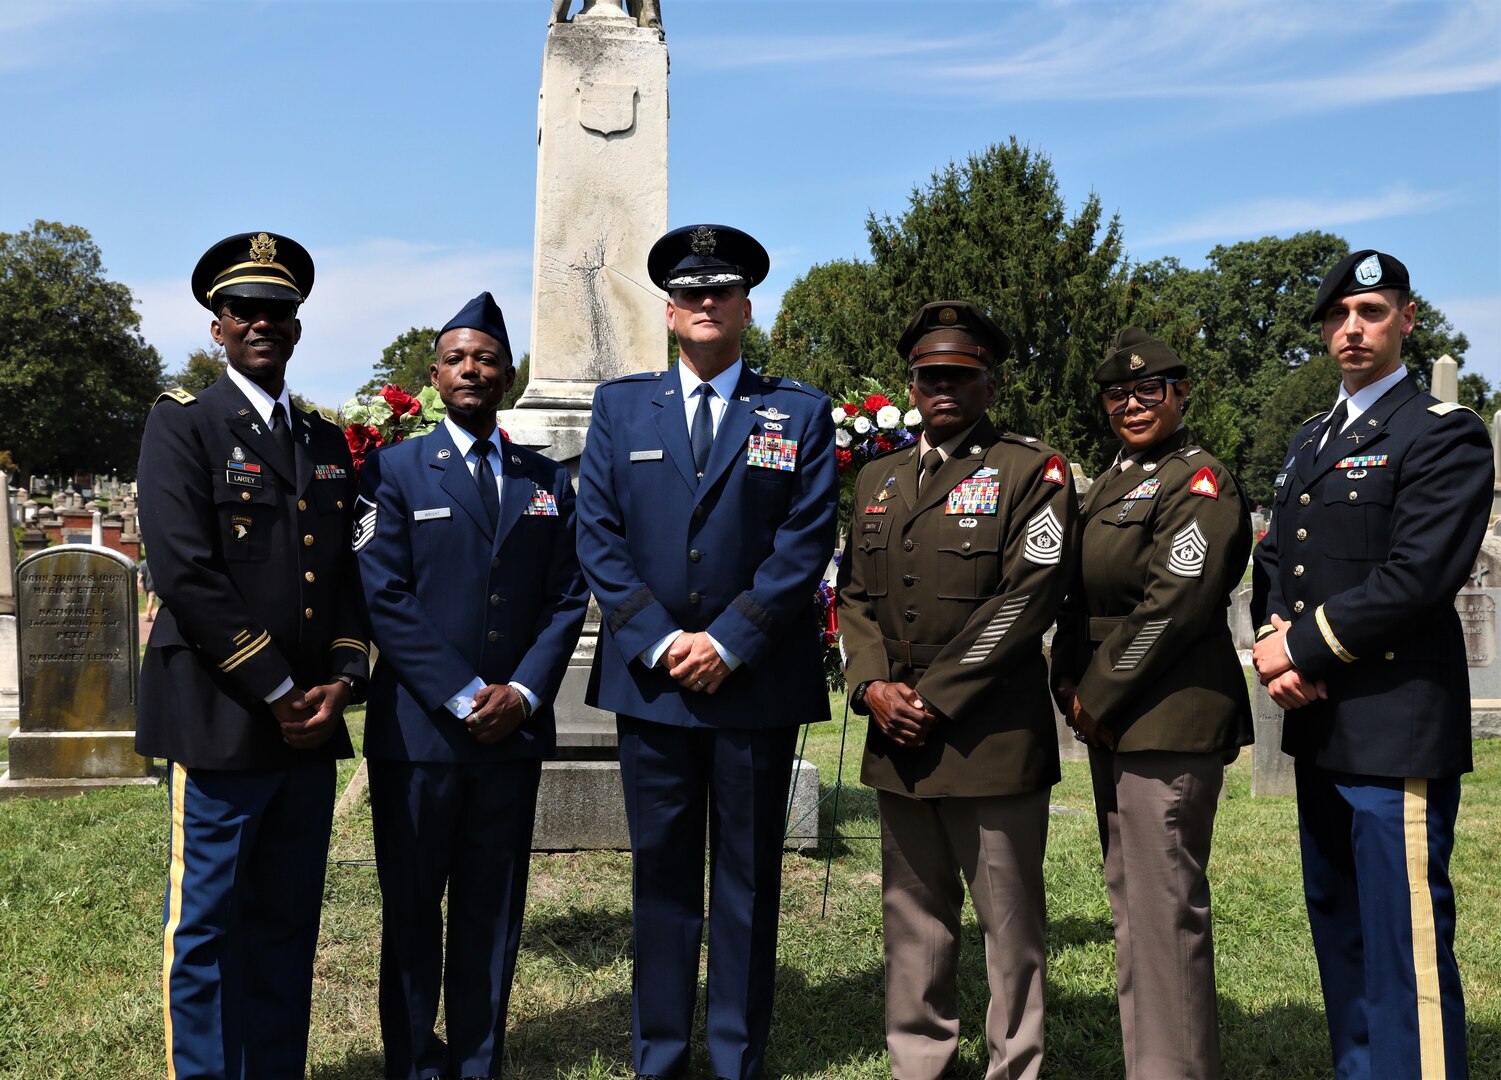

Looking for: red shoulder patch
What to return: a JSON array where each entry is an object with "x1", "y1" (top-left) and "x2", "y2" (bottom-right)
[
  {"x1": 1189, "y1": 466, "x2": 1219, "y2": 499},
  {"x1": 1042, "y1": 455, "x2": 1066, "y2": 486}
]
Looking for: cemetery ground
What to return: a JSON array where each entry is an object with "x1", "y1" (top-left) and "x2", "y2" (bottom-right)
[{"x1": 2, "y1": 707, "x2": 1499, "y2": 1079}]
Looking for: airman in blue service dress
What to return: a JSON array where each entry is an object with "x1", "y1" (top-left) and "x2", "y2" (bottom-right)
[
  {"x1": 1252, "y1": 250, "x2": 1491, "y2": 1079},
  {"x1": 839, "y1": 302, "x2": 1075, "y2": 1080},
  {"x1": 355, "y1": 292, "x2": 589, "y2": 1080},
  {"x1": 136, "y1": 232, "x2": 369, "y2": 1079},
  {"x1": 1051, "y1": 328, "x2": 1252, "y2": 1080},
  {"x1": 576, "y1": 225, "x2": 838, "y2": 1080}
]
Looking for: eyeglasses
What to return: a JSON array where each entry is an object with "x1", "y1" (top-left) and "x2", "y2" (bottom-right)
[
  {"x1": 218, "y1": 300, "x2": 299, "y2": 327},
  {"x1": 1099, "y1": 377, "x2": 1179, "y2": 416}
]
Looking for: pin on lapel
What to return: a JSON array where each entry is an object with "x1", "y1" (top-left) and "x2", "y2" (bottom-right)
[
  {"x1": 251, "y1": 423, "x2": 262, "y2": 435},
  {"x1": 755, "y1": 407, "x2": 791, "y2": 421},
  {"x1": 237, "y1": 408, "x2": 250, "y2": 416},
  {"x1": 437, "y1": 448, "x2": 452, "y2": 460}
]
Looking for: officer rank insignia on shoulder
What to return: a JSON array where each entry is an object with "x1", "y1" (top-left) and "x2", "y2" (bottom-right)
[
  {"x1": 156, "y1": 387, "x2": 197, "y2": 406},
  {"x1": 747, "y1": 433, "x2": 798, "y2": 471},
  {"x1": 1429, "y1": 401, "x2": 1476, "y2": 417},
  {"x1": 947, "y1": 476, "x2": 999, "y2": 515},
  {"x1": 1042, "y1": 455, "x2": 1067, "y2": 485},
  {"x1": 1189, "y1": 467, "x2": 1219, "y2": 499},
  {"x1": 1124, "y1": 478, "x2": 1160, "y2": 501}
]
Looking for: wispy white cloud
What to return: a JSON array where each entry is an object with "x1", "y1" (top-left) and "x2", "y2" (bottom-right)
[
  {"x1": 1136, "y1": 184, "x2": 1452, "y2": 248},
  {"x1": 135, "y1": 239, "x2": 534, "y2": 410},
  {"x1": 676, "y1": 31, "x2": 961, "y2": 69}
]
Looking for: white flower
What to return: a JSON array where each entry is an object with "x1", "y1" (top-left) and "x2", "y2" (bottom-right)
[
  {"x1": 904, "y1": 408, "x2": 922, "y2": 427},
  {"x1": 876, "y1": 405, "x2": 902, "y2": 430},
  {"x1": 834, "y1": 428, "x2": 852, "y2": 449},
  {"x1": 830, "y1": 406, "x2": 850, "y2": 427},
  {"x1": 366, "y1": 399, "x2": 393, "y2": 425},
  {"x1": 853, "y1": 415, "x2": 872, "y2": 435}
]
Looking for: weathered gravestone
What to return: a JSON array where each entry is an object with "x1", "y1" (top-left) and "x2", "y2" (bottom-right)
[
  {"x1": 0, "y1": 545, "x2": 153, "y2": 799},
  {"x1": 1462, "y1": 533, "x2": 1501, "y2": 739}
]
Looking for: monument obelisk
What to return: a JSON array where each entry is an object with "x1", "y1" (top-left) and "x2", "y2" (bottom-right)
[
  {"x1": 501, "y1": 1, "x2": 669, "y2": 846},
  {"x1": 502, "y1": 0, "x2": 669, "y2": 464}
]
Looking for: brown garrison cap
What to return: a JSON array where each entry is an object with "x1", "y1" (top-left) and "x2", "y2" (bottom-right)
[
  {"x1": 898, "y1": 301, "x2": 1010, "y2": 368},
  {"x1": 191, "y1": 231, "x2": 314, "y2": 311},
  {"x1": 1309, "y1": 249, "x2": 1410, "y2": 322},
  {"x1": 1093, "y1": 327, "x2": 1187, "y2": 385}
]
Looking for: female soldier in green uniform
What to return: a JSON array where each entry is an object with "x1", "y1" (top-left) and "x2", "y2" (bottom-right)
[{"x1": 1051, "y1": 327, "x2": 1253, "y2": 1080}]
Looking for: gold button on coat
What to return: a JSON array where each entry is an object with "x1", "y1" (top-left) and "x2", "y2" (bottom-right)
[
  {"x1": 304, "y1": 608, "x2": 313, "y2": 619},
  {"x1": 303, "y1": 535, "x2": 314, "y2": 547},
  {"x1": 1293, "y1": 565, "x2": 1304, "y2": 577},
  {"x1": 241, "y1": 491, "x2": 251, "y2": 502},
  {"x1": 1300, "y1": 494, "x2": 1311, "y2": 505},
  {"x1": 304, "y1": 571, "x2": 315, "y2": 583},
  {"x1": 1296, "y1": 529, "x2": 1307, "y2": 541},
  {"x1": 298, "y1": 499, "x2": 307, "y2": 511},
  {"x1": 1294, "y1": 601, "x2": 1305, "y2": 613}
]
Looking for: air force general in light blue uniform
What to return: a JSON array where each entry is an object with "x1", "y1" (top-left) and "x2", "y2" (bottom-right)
[
  {"x1": 577, "y1": 226, "x2": 838, "y2": 1080},
  {"x1": 355, "y1": 293, "x2": 589, "y2": 1079}
]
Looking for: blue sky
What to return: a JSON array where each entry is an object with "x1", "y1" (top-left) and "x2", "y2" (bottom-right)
[{"x1": 3, "y1": 0, "x2": 1497, "y2": 410}]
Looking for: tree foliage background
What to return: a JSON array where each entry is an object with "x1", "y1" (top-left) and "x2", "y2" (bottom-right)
[
  {"x1": 765, "y1": 141, "x2": 1478, "y2": 503},
  {"x1": 0, "y1": 221, "x2": 163, "y2": 480}
]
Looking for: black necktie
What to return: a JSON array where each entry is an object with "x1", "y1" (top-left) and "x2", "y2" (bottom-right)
[
  {"x1": 919, "y1": 448, "x2": 944, "y2": 493},
  {"x1": 473, "y1": 445, "x2": 499, "y2": 530},
  {"x1": 691, "y1": 385, "x2": 716, "y2": 476},
  {"x1": 270, "y1": 401, "x2": 294, "y2": 461},
  {"x1": 1312, "y1": 400, "x2": 1351, "y2": 470}
]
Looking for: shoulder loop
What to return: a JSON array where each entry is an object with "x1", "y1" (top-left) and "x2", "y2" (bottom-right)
[
  {"x1": 996, "y1": 431, "x2": 1043, "y2": 451},
  {"x1": 755, "y1": 373, "x2": 824, "y2": 398},
  {"x1": 1428, "y1": 401, "x2": 1476, "y2": 417},
  {"x1": 155, "y1": 386, "x2": 197, "y2": 407}
]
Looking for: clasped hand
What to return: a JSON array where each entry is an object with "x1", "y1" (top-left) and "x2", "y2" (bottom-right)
[
  {"x1": 665, "y1": 631, "x2": 731, "y2": 694},
  {"x1": 465, "y1": 684, "x2": 529, "y2": 744},
  {"x1": 865, "y1": 680, "x2": 937, "y2": 748},
  {"x1": 1251, "y1": 614, "x2": 1328, "y2": 709},
  {"x1": 271, "y1": 680, "x2": 352, "y2": 750}
]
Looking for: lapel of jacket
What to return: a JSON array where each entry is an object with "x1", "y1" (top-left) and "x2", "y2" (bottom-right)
[
  {"x1": 1088, "y1": 427, "x2": 1192, "y2": 518},
  {"x1": 218, "y1": 380, "x2": 292, "y2": 485},
  {"x1": 291, "y1": 406, "x2": 315, "y2": 495},
  {"x1": 906, "y1": 418, "x2": 998, "y2": 522},
  {"x1": 493, "y1": 435, "x2": 533, "y2": 553},
  {"x1": 650, "y1": 369, "x2": 699, "y2": 491},
  {"x1": 1312, "y1": 375, "x2": 1417, "y2": 478},
  {"x1": 893, "y1": 445, "x2": 920, "y2": 510},
  {"x1": 432, "y1": 425, "x2": 492, "y2": 533},
  {"x1": 699, "y1": 367, "x2": 762, "y2": 493}
]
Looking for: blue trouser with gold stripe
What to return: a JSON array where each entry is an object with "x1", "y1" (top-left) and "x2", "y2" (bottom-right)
[
  {"x1": 162, "y1": 760, "x2": 336, "y2": 1080},
  {"x1": 1295, "y1": 763, "x2": 1467, "y2": 1080}
]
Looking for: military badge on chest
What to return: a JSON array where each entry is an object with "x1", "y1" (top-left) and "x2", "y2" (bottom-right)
[
  {"x1": 946, "y1": 476, "x2": 999, "y2": 515},
  {"x1": 747, "y1": 433, "x2": 798, "y2": 472},
  {"x1": 525, "y1": 487, "x2": 559, "y2": 516}
]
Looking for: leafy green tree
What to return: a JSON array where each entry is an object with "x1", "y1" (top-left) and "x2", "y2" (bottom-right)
[
  {"x1": 1459, "y1": 373, "x2": 1501, "y2": 422},
  {"x1": 767, "y1": 140, "x2": 1133, "y2": 473},
  {"x1": 1242, "y1": 354, "x2": 1342, "y2": 506},
  {"x1": 0, "y1": 220, "x2": 163, "y2": 480},
  {"x1": 500, "y1": 354, "x2": 530, "y2": 410},
  {"x1": 358, "y1": 326, "x2": 438, "y2": 396},
  {"x1": 167, "y1": 346, "x2": 226, "y2": 395}
]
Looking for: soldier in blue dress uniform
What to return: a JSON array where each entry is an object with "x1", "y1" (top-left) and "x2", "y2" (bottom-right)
[
  {"x1": 575, "y1": 224, "x2": 838, "y2": 1080},
  {"x1": 1251, "y1": 250, "x2": 1491, "y2": 1079},
  {"x1": 354, "y1": 292, "x2": 589, "y2": 1080},
  {"x1": 137, "y1": 232, "x2": 369, "y2": 1078}
]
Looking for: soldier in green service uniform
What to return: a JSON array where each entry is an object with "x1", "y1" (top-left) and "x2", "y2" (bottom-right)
[
  {"x1": 1050, "y1": 327, "x2": 1252, "y2": 1080},
  {"x1": 838, "y1": 300, "x2": 1076, "y2": 1080}
]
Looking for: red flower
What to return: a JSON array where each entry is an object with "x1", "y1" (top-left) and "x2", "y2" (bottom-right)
[
  {"x1": 841, "y1": 403, "x2": 860, "y2": 417},
  {"x1": 379, "y1": 384, "x2": 420, "y2": 417},
  {"x1": 345, "y1": 423, "x2": 384, "y2": 459},
  {"x1": 873, "y1": 434, "x2": 893, "y2": 452},
  {"x1": 863, "y1": 393, "x2": 891, "y2": 414},
  {"x1": 835, "y1": 448, "x2": 854, "y2": 473}
]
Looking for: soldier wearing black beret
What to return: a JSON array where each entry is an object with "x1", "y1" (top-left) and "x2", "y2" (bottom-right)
[
  {"x1": 138, "y1": 231, "x2": 368, "y2": 1077},
  {"x1": 1252, "y1": 250, "x2": 1489, "y2": 1078},
  {"x1": 1051, "y1": 327, "x2": 1252, "y2": 1079},
  {"x1": 838, "y1": 300, "x2": 1076, "y2": 1080}
]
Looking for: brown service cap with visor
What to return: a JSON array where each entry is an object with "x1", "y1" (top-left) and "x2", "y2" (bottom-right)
[
  {"x1": 191, "y1": 231, "x2": 315, "y2": 312},
  {"x1": 898, "y1": 301, "x2": 1010, "y2": 369},
  {"x1": 1093, "y1": 327, "x2": 1187, "y2": 386}
]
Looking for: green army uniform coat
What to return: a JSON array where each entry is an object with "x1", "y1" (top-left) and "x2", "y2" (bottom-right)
[
  {"x1": 838, "y1": 417, "x2": 1076, "y2": 797},
  {"x1": 1052, "y1": 427, "x2": 1252, "y2": 756}
]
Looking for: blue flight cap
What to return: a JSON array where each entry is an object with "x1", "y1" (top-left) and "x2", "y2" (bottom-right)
[
  {"x1": 647, "y1": 224, "x2": 770, "y2": 292},
  {"x1": 435, "y1": 292, "x2": 512, "y2": 362}
]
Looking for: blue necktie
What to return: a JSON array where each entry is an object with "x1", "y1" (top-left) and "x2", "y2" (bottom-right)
[
  {"x1": 473, "y1": 445, "x2": 499, "y2": 530},
  {"x1": 691, "y1": 384, "x2": 716, "y2": 477}
]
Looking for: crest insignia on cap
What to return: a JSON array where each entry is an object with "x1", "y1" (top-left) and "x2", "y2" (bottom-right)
[
  {"x1": 689, "y1": 226, "x2": 717, "y2": 255},
  {"x1": 249, "y1": 232, "x2": 277, "y2": 265},
  {"x1": 1129, "y1": 353, "x2": 1145, "y2": 371},
  {"x1": 1354, "y1": 254, "x2": 1382, "y2": 287},
  {"x1": 939, "y1": 307, "x2": 958, "y2": 325}
]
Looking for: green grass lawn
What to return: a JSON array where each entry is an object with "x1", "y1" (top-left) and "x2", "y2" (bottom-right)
[{"x1": 2, "y1": 704, "x2": 1498, "y2": 1078}]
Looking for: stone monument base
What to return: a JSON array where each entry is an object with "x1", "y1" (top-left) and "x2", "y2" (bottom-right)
[
  {"x1": 0, "y1": 769, "x2": 158, "y2": 801},
  {"x1": 6, "y1": 730, "x2": 151, "y2": 781},
  {"x1": 1469, "y1": 701, "x2": 1501, "y2": 739},
  {"x1": 531, "y1": 756, "x2": 821, "y2": 853}
]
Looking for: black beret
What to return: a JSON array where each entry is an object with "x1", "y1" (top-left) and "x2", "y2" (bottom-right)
[
  {"x1": 647, "y1": 224, "x2": 769, "y2": 291},
  {"x1": 435, "y1": 292, "x2": 512, "y2": 362},
  {"x1": 898, "y1": 301, "x2": 1009, "y2": 368},
  {"x1": 191, "y1": 231, "x2": 313, "y2": 311},
  {"x1": 1094, "y1": 327, "x2": 1187, "y2": 385},
  {"x1": 1309, "y1": 249, "x2": 1409, "y2": 322}
]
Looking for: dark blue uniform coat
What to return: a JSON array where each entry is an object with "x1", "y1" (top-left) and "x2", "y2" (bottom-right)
[
  {"x1": 136, "y1": 374, "x2": 368, "y2": 1079},
  {"x1": 1252, "y1": 372, "x2": 1491, "y2": 1079},
  {"x1": 576, "y1": 364, "x2": 838, "y2": 1080},
  {"x1": 355, "y1": 423, "x2": 588, "y2": 1079}
]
